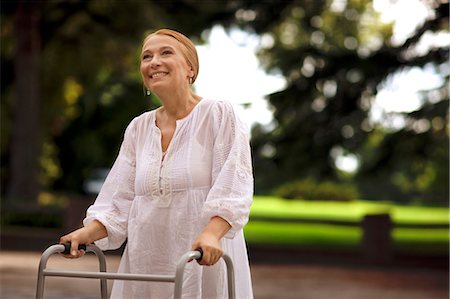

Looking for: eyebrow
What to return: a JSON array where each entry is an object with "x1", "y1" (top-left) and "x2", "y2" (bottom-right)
[{"x1": 141, "y1": 45, "x2": 175, "y2": 54}]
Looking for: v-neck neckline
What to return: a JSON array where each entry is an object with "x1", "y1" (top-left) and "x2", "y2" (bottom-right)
[{"x1": 152, "y1": 99, "x2": 206, "y2": 161}]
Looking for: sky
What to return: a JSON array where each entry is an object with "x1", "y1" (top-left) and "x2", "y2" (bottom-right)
[
  {"x1": 195, "y1": 26, "x2": 285, "y2": 128},
  {"x1": 369, "y1": 0, "x2": 449, "y2": 129},
  {"x1": 194, "y1": 0, "x2": 448, "y2": 128}
]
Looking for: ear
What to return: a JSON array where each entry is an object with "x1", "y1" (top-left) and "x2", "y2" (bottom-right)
[{"x1": 187, "y1": 67, "x2": 195, "y2": 78}]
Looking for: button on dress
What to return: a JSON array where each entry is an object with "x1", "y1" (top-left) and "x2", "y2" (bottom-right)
[{"x1": 83, "y1": 99, "x2": 254, "y2": 298}]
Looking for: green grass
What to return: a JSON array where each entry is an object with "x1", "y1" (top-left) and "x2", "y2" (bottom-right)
[
  {"x1": 244, "y1": 222, "x2": 361, "y2": 248},
  {"x1": 243, "y1": 196, "x2": 449, "y2": 254},
  {"x1": 393, "y1": 228, "x2": 449, "y2": 254},
  {"x1": 249, "y1": 196, "x2": 449, "y2": 223}
]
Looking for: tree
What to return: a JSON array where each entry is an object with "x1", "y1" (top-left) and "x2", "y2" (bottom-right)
[
  {"x1": 216, "y1": 0, "x2": 449, "y2": 204},
  {"x1": 1, "y1": 0, "x2": 239, "y2": 199},
  {"x1": 2, "y1": 0, "x2": 447, "y2": 206},
  {"x1": 5, "y1": 2, "x2": 41, "y2": 202}
]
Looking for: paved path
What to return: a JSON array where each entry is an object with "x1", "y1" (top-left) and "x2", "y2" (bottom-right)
[{"x1": 1, "y1": 250, "x2": 448, "y2": 299}]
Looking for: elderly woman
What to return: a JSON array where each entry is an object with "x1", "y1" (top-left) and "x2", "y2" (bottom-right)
[{"x1": 60, "y1": 29, "x2": 254, "y2": 298}]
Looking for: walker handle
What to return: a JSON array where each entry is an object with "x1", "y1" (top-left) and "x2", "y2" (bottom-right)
[
  {"x1": 62, "y1": 242, "x2": 87, "y2": 254},
  {"x1": 195, "y1": 248, "x2": 204, "y2": 261}
]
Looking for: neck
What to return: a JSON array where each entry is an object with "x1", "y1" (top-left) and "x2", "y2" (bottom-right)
[{"x1": 156, "y1": 88, "x2": 201, "y2": 120}]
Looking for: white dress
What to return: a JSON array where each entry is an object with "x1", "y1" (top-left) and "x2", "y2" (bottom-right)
[{"x1": 83, "y1": 99, "x2": 254, "y2": 298}]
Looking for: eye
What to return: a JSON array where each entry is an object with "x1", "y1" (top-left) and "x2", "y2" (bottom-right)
[
  {"x1": 142, "y1": 53, "x2": 152, "y2": 60},
  {"x1": 162, "y1": 49, "x2": 173, "y2": 55}
]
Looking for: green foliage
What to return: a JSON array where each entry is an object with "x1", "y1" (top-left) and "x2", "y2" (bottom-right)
[
  {"x1": 2, "y1": 0, "x2": 448, "y2": 208},
  {"x1": 274, "y1": 179, "x2": 359, "y2": 201},
  {"x1": 1, "y1": 209, "x2": 63, "y2": 229},
  {"x1": 356, "y1": 118, "x2": 449, "y2": 206},
  {"x1": 1, "y1": 0, "x2": 237, "y2": 197},
  {"x1": 234, "y1": 0, "x2": 449, "y2": 205}
]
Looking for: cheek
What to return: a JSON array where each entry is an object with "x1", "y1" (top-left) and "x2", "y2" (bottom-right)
[
  {"x1": 140, "y1": 63, "x2": 149, "y2": 81},
  {"x1": 140, "y1": 63, "x2": 146, "y2": 75}
]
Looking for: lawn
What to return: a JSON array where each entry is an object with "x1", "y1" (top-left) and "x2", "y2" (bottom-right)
[{"x1": 244, "y1": 196, "x2": 449, "y2": 254}]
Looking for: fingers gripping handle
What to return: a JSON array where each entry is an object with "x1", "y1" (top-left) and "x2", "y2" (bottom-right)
[
  {"x1": 62, "y1": 242, "x2": 87, "y2": 254},
  {"x1": 195, "y1": 248, "x2": 203, "y2": 261}
]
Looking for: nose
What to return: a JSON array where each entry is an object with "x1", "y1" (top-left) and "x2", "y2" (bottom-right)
[{"x1": 150, "y1": 55, "x2": 161, "y2": 68}]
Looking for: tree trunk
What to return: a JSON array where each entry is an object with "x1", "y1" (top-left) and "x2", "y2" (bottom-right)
[{"x1": 7, "y1": 2, "x2": 41, "y2": 202}]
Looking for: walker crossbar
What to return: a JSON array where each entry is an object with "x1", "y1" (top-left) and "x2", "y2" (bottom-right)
[{"x1": 35, "y1": 244, "x2": 235, "y2": 299}]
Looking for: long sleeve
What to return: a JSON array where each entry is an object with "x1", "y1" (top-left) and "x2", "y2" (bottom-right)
[
  {"x1": 83, "y1": 118, "x2": 137, "y2": 250},
  {"x1": 202, "y1": 101, "x2": 254, "y2": 239}
]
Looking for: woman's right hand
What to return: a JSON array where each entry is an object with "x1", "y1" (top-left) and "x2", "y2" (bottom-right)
[
  {"x1": 59, "y1": 227, "x2": 90, "y2": 258},
  {"x1": 59, "y1": 220, "x2": 108, "y2": 258}
]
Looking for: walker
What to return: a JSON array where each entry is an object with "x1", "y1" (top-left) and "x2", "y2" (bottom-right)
[{"x1": 36, "y1": 243, "x2": 235, "y2": 299}]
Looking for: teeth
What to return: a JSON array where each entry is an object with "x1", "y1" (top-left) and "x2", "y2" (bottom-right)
[{"x1": 151, "y1": 72, "x2": 167, "y2": 78}]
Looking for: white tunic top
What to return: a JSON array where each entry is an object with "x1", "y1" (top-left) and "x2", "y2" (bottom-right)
[{"x1": 84, "y1": 99, "x2": 254, "y2": 298}]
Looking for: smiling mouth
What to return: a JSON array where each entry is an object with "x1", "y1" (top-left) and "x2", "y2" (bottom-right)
[{"x1": 150, "y1": 72, "x2": 168, "y2": 79}]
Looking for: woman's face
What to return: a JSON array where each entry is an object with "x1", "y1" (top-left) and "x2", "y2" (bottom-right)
[{"x1": 140, "y1": 35, "x2": 193, "y2": 94}]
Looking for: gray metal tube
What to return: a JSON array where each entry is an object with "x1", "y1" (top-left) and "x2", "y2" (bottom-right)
[
  {"x1": 36, "y1": 245, "x2": 235, "y2": 299},
  {"x1": 173, "y1": 251, "x2": 201, "y2": 299},
  {"x1": 221, "y1": 254, "x2": 236, "y2": 299},
  {"x1": 36, "y1": 244, "x2": 108, "y2": 299},
  {"x1": 86, "y1": 244, "x2": 108, "y2": 299},
  {"x1": 173, "y1": 251, "x2": 235, "y2": 299},
  {"x1": 36, "y1": 244, "x2": 65, "y2": 299},
  {"x1": 42, "y1": 269, "x2": 175, "y2": 282}
]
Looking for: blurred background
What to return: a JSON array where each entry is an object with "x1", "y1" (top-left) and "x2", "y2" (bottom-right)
[{"x1": 1, "y1": 0, "x2": 449, "y2": 298}]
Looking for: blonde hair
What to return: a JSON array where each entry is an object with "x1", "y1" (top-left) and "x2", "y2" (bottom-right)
[{"x1": 143, "y1": 29, "x2": 199, "y2": 83}]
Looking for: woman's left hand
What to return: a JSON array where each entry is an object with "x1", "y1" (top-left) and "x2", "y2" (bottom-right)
[
  {"x1": 191, "y1": 216, "x2": 231, "y2": 266},
  {"x1": 191, "y1": 231, "x2": 223, "y2": 266}
]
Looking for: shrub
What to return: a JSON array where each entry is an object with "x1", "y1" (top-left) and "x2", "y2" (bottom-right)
[
  {"x1": 1, "y1": 209, "x2": 63, "y2": 228},
  {"x1": 273, "y1": 178, "x2": 359, "y2": 201}
]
